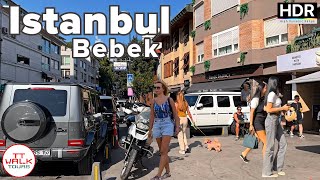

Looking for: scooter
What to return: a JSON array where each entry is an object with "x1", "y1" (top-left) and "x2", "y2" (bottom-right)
[{"x1": 119, "y1": 107, "x2": 154, "y2": 180}]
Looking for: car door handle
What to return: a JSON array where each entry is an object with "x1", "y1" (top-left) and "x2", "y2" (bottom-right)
[
  {"x1": 55, "y1": 128, "x2": 67, "y2": 132},
  {"x1": 211, "y1": 113, "x2": 216, "y2": 115}
]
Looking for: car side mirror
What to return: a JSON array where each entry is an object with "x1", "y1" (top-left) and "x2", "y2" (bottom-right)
[{"x1": 196, "y1": 103, "x2": 204, "y2": 109}]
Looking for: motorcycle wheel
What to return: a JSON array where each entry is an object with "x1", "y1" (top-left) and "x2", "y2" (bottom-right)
[{"x1": 120, "y1": 149, "x2": 138, "y2": 180}]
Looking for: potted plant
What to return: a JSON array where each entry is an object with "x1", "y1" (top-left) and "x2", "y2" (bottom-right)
[
  {"x1": 204, "y1": 60, "x2": 211, "y2": 72},
  {"x1": 204, "y1": 20, "x2": 211, "y2": 30},
  {"x1": 190, "y1": 66, "x2": 195, "y2": 75},
  {"x1": 240, "y1": 3, "x2": 249, "y2": 19}
]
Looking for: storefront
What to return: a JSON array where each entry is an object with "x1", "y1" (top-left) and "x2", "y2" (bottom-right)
[{"x1": 277, "y1": 47, "x2": 320, "y2": 131}]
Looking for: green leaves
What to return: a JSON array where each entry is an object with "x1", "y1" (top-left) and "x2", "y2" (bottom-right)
[
  {"x1": 240, "y1": 3, "x2": 249, "y2": 19},
  {"x1": 190, "y1": 65, "x2": 196, "y2": 75},
  {"x1": 286, "y1": 44, "x2": 292, "y2": 53},
  {"x1": 204, "y1": 20, "x2": 211, "y2": 30},
  {"x1": 192, "y1": 0, "x2": 195, "y2": 6},
  {"x1": 239, "y1": 52, "x2": 247, "y2": 65},
  {"x1": 204, "y1": 60, "x2": 211, "y2": 72},
  {"x1": 190, "y1": 30, "x2": 196, "y2": 39}
]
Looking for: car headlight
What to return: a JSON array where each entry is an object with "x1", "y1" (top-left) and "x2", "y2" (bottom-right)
[{"x1": 136, "y1": 122, "x2": 149, "y2": 130}]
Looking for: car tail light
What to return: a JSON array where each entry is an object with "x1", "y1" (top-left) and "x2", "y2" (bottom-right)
[
  {"x1": 30, "y1": 88, "x2": 55, "y2": 90},
  {"x1": 0, "y1": 140, "x2": 5, "y2": 146},
  {"x1": 68, "y1": 139, "x2": 85, "y2": 147}
]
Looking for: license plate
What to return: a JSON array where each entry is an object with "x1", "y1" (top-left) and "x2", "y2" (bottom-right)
[{"x1": 33, "y1": 150, "x2": 51, "y2": 156}]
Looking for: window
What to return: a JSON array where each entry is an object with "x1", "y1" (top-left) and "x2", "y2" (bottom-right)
[
  {"x1": 41, "y1": 56, "x2": 50, "y2": 71},
  {"x1": 212, "y1": 0, "x2": 239, "y2": 16},
  {"x1": 74, "y1": 69, "x2": 78, "y2": 80},
  {"x1": 185, "y1": 95, "x2": 199, "y2": 107},
  {"x1": 51, "y1": 43, "x2": 59, "y2": 54},
  {"x1": 62, "y1": 56, "x2": 71, "y2": 65},
  {"x1": 83, "y1": 62, "x2": 87, "y2": 71},
  {"x1": 13, "y1": 89, "x2": 67, "y2": 116},
  {"x1": 74, "y1": 58, "x2": 77, "y2": 66},
  {"x1": 183, "y1": 53, "x2": 190, "y2": 74},
  {"x1": 42, "y1": 38, "x2": 50, "y2": 54},
  {"x1": 80, "y1": 60, "x2": 83, "y2": 68},
  {"x1": 264, "y1": 18, "x2": 288, "y2": 47},
  {"x1": 212, "y1": 26, "x2": 239, "y2": 57},
  {"x1": 164, "y1": 61, "x2": 173, "y2": 78},
  {"x1": 174, "y1": 58, "x2": 179, "y2": 77},
  {"x1": 199, "y1": 96, "x2": 214, "y2": 107},
  {"x1": 62, "y1": 70, "x2": 70, "y2": 79},
  {"x1": 54, "y1": 61, "x2": 59, "y2": 70},
  {"x1": 50, "y1": 59, "x2": 55, "y2": 70},
  {"x1": 1, "y1": 0, "x2": 8, "y2": 6},
  {"x1": 195, "y1": 4, "x2": 204, "y2": 27},
  {"x1": 233, "y1": 96, "x2": 247, "y2": 107},
  {"x1": 17, "y1": 55, "x2": 30, "y2": 65},
  {"x1": 172, "y1": 31, "x2": 179, "y2": 50},
  {"x1": 217, "y1": 96, "x2": 230, "y2": 107},
  {"x1": 84, "y1": 74, "x2": 87, "y2": 82},
  {"x1": 183, "y1": 23, "x2": 189, "y2": 44},
  {"x1": 197, "y1": 42, "x2": 204, "y2": 63}
]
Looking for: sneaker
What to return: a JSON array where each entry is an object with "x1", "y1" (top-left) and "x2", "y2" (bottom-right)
[
  {"x1": 290, "y1": 132, "x2": 294, "y2": 137},
  {"x1": 278, "y1": 171, "x2": 286, "y2": 176},
  {"x1": 179, "y1": 150, "x2": 186, "y2": 155},
  {"x1": 150, "y1": 176, "x2": 161, "y2": 180},
  {"x1": 161, "y1": 172, "x2": 171, "y2": 179},
  {"x1": 185, "y1": 148, "x2": 191, "y2": 153},
  {"x1": 299, "y1": 134, "x2": 305, "y2": 139},
  {"x1": 262, "y1": 174, "x2": 279, "y2": 178},
  {"x1": 235, "y1": 136, "x2": 240, "y2": 141},
  {"x1": 240, "y1": 155, "x2": 249, "y2": 163}
]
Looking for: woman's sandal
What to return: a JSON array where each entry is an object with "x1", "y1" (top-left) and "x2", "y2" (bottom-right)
[
  {"x1": 161, "y1": 172, "x2": 171, "y2": 179},
  {"x1": 150, "y1": 176, "x2": 161, "y2": 180}
]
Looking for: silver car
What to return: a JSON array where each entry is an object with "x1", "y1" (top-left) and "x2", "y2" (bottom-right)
[{"x1": 0, "y1": 83, "x2": 109, "y2": 175}]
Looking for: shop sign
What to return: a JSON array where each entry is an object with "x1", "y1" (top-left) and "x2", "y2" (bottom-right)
[
  {"x1": 277, "y1": 47, "x2": 320, "y2": 72},
  {"x1": 208, "y1": 73, "x2": 231, "y2": 80}
]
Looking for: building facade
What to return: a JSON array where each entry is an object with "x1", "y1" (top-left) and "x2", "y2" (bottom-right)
[
  {"x1": 153, "y1": 4, "x2": 194, "y2": 93},
  {"x1": 277, "y1": 10, "x2": 320, "y2": 131},
  {"x1": 0, "y1": 0, "x2": 65, "y2": 84},
  {"x1": 60, "y1": 46, "x2": 100, "y2": 88},
  {"x1": 188, "y1": 0, "x2": 320, "y2": 102}
]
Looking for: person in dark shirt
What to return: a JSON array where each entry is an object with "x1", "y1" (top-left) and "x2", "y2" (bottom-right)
[{"x1": 290, "y1": 95, "x2": 304, "y2": 138}]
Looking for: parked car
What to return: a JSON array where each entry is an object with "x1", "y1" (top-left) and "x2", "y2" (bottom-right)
[
  {"x1": 184, "y1": 92, "x2": 250, "y2": 136},
  {"x1": 0, "y1": 83, "x2": 108, "y2": 175},
  {"x1": 100, "y1": 96, "x2": 120, "y2": 143}
]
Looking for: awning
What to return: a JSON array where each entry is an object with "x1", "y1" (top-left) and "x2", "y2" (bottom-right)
[
  {"x1": 187, "y1": 78, "x2": 248, "y2": 93},
  {"x1": 286, "y1": 71, "x2": 320, "y2": 84}
]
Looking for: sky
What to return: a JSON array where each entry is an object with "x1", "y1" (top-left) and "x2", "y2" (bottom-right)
[{"x1": 14, "y1": 0, "x2": 191, "y2": 45}]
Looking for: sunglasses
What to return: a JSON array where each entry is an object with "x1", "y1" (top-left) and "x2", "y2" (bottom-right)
[
  {"x1": 237, "y1": 108, "x2": 242, "y2": 111},
  {"x1": 153, "y1": 86, "x2": 161, "y2": 90}
]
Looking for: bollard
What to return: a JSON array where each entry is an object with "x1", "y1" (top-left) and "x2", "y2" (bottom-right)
[
  {"x1": 91, "y1": 162, "x2": 102, "y2": 180},
  {"x1": 221, "y1": 126, "x2": 229, "y2": 137}
]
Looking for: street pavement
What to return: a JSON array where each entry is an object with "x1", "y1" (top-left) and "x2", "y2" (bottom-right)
[{"x1": 2, "y1": 126, "x2": 320, "y2": 180}]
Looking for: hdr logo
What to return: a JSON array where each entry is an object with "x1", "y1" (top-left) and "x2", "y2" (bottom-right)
[{"x1": 277, "y1": 3, "x2": 318, "y2": 24}]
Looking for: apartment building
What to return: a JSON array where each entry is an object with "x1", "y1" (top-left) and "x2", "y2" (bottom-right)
[
  {"x1": 153, "y1": 4, "x2": 194, "y2": 93},
  {"x1": 277, "y1": 7, "x2": 320, "y2": 131},
  {"x1": 61, "y1": 46, "x2": 100, "y2": 88},
  {"x1": 0, "y1": 0, "x2": 65, "y2": 84}
]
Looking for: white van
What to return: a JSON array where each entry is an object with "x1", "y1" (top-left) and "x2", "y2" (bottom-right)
[{"x1": 185, "y1": 92, "x2": 250, "y2": 135}]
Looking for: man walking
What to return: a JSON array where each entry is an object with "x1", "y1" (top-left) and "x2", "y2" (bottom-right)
[{"x1": 290, "y1": 95, "x2": 304, "y2": 138}]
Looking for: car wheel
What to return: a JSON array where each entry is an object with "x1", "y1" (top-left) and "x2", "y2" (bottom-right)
[
  {"x1": 1, "y1": 101, "x2": 49, "y2": 144},
  {"x1": 77, "y1": 147, "x2": 94, "y2": 175}
]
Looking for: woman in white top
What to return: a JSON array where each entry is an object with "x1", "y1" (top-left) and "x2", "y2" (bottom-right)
[{"x1": 262, "y1": 77, "x2": 290, "y2": 178}]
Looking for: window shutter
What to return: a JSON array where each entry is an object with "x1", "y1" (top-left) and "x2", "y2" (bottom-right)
[
  {"x1": 232, "y1": 27, "x2": 239, "y2": 45},
  {"x1": 195, "y1": 5, "x2": 204, "y2": 27},
  {"x1": 264, "y1": 19, "x2": 288, "y2": 38},
  {"x1": 197, "y1": 42, "x2": 204, "y2": 56},
  {"x1": 212, "y1": 0, "x2": 239, "y2": 16},
  {"x1": 218, "y1": 31, "x2": 233, "y2": 48},
  {"x1": 212, "y1": 36, "x2": 218, "y2": 50}
]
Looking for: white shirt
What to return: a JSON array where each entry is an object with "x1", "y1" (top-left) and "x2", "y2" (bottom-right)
[
  {"x1": 267, "y1": 91, "x2": 282, "y2": 108},
  {"x1": 317, "y1": 111, "x2": 320, "y2": 121},
  {"x1": 250, "y1": 97, "x2": 259, "y2": 109}
]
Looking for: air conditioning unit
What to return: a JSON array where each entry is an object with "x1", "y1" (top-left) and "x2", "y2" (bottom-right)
[
  {"x1": 38, "y1": 46, "x2": 43, "y2": 50},
  {"x1": 2, "y1": 27, "x2": 8, "y2": 34}
]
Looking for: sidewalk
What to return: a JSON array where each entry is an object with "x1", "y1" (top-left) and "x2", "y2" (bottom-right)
[{"x1": 104, "y1": 134, "x2": 320, "y2": 180}]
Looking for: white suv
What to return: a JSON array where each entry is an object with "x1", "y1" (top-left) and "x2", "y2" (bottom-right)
[{"x1": 185, "y1": 92, "x2": 250, "y2": 135}]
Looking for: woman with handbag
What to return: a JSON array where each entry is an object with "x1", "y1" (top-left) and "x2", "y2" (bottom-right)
[
  {"x1": 240, "y1": 81, "x2": 267, "y2": 163},
  {"x1": 175, "y1": 91, "x2": 195, "y2": 155},
  {"x1": 262, "y1": 77, "x2": 290, "y2": 178},
  {"x1": 148, "y1": 80, "x2": 180, "y2": 180}
]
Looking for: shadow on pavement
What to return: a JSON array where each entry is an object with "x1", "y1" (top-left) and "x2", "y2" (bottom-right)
[
  {"x1": 28, "y1": 161, "x2": 78, "y2": 177},
  {"x1": 296, "y1": 145, "x2": 320, "y2": 154},
  {"x1": 188, "y1": 141, "x2": 203, "y2": 153}
]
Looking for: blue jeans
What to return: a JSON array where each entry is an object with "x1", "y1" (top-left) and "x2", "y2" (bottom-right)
[{"x1": 153, "y1": 117, "x2": 174, "y2": 138}]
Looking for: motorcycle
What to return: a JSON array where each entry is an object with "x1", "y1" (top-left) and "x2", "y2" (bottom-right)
[{"x1": 119, "y1": 107, "x2": 154, "y2": 180}]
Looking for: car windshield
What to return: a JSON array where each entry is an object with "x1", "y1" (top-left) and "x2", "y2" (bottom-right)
[
  {"x1": 13, "y1": 89, "x2": 67, "y2": 116},
  {"x1": 100, "y1": 99, "x2": 114, "y2": 111},
  {"x1": 185, "y1": 95, "x2": 199, "y2": 106}
]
